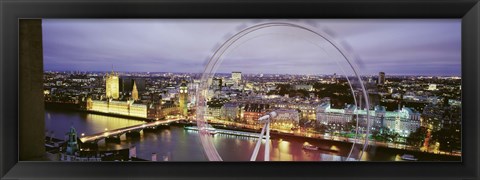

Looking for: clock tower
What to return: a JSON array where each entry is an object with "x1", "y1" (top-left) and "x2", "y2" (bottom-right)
[{"x1": 179, "y1": 80, "x2": 188, "y2": 117}]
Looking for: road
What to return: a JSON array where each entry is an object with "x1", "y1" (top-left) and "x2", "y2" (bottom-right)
[{"x1": 79, "y1": 118, "x2": 183, "y2": 143}]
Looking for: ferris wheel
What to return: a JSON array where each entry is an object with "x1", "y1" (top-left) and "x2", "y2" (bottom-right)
[{"x1": 195, "y1": 20, "x2": 373, "y2": 161}]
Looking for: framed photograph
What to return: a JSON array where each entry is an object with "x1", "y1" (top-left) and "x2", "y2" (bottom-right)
[{"x1": 1, "y1": 0, "x2": 479, "y2": 179}]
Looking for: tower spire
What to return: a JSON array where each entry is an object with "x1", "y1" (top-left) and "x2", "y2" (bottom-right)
[{"x1": 132, "y1": 80, "x2": 139, "y2": 101}]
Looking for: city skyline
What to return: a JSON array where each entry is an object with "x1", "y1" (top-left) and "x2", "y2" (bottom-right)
[
  {"x1": 42, "y1": 67, "x2": 462, "y2": 161},
  {"x1": 43, "y1": 70, "x2": 461, "y2": 77},
  {"x1": 43, "y1": 19, "x2": 461, "y2": 76}
]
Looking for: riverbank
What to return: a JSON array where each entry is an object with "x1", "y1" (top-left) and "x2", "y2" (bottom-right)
[
  {"x1": 45, "y1": 107, "x2": 461, "y2": 161},
  {"x1": 179, "y1": 122, "x2": 461, "y2": 161},
  {"x1": 44, "y1": 136, "x2": 149, "y2": 161}
]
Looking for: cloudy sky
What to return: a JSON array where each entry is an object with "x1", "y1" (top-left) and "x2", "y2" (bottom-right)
[{"x1": 42, "y1": 19, "x2": 461, "y2": 76}]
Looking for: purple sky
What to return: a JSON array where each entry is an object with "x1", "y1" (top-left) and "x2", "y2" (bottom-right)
[{"x1": 42, "y1": 19, "x2": 461, "y2": 76}]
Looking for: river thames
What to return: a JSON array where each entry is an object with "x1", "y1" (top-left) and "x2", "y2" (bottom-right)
[{"x1": 45, "y1": 109, "x2": 458, "y2": 162}]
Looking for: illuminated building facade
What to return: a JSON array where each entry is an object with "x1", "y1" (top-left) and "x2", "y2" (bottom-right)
[
  {"x1": 86, "y1": 97, "x2": 93, "y2": 110},
  {"x1": 294, "y1": 84, "x2": 314, "y2": 91},
  {"x1": 212, "y1": 78, "x2": 222, "y2": 91},
  {"x1": 86, "y1": 99, "x2": 147, "y2": 118},
  {"x1": 243, "y1": 104, "x2": 270, "y2": 124},
  {"x1": 179, "y1": 80, "x2": 188, "y2": 117},
  {"x1": 271, "y1": 102, "x2": 318, "y2": 120},
  {"x1": 316, "y1": 102, "x2": 420, "y2": 136},
  {"x1": 206, "y1": 98, "x2": 227, "y2": 120},
  {"x1": 271, "y1": 109, "x2": 300, "y2": 130},
  {"x1": 206, "y1": 106, "x2": 222, "y2": 120},
  {"x1": 221, "y1": 103, "x2": 241, "y2": 121},
  {"x1": 158, "y1": 102, "x2": 181, "y2": 119},
  {"x1": 232, "y1": 71, "x2": 242, "y2": 84},
  {"x1": 382, "y1": 107, "x2": 421, "y2": 136},
  {"x1": 105, "y1": 71, "x2": 120, "y2": 99}
]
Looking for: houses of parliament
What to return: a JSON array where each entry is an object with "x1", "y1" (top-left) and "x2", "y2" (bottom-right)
[{"x1": 85, "y1": 70, "x2": 188, "y2": 120}]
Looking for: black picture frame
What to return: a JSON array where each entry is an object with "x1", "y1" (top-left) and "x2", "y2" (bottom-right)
[{"x1": 1, "y1": 0, "x2": 479, "y2": 179}]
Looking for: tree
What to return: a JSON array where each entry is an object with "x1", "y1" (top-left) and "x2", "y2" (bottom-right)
[
  {"x1": 315, "y1": 124, "x2": 328, "y2": 134},
  {"x1": 406, "y1": 126, "x2": 428, "y2": 147},
  {"x1": 372, "y1": 127, "x2": 400, "y2": 143},
  {"x1": 391, "y1": 132, "x2": 400, "y2": 144},
  {"x1": 299, "y1": 118, "x2": 309, "y2": 126},
  {"x1": 377, "y1": 127, "x2": 391, "y2": 142},
  {"x1": 345, "y1": 118, "x2": 357, "y2": 133},
  {"x1": 371, "y1": 129, "x2": 381, "y2": 141}
]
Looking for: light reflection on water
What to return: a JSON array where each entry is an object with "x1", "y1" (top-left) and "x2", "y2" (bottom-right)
[
  {"x1": 45, "y1": 111, "x2": 144, "y2": 137},
  {"x1": 45, "y1": 110, "x2": 357, "y2": 161}
]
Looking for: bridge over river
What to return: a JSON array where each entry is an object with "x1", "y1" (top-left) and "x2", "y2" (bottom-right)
[{"x1": 79, "y1": 118, "x2": 183, "y2": 143}]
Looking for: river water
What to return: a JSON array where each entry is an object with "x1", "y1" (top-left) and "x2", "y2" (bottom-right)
[{"x1": 45, "y1": 109, "x2": 404, "y2": 161}]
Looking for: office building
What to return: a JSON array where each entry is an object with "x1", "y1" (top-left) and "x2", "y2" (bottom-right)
[
  {"x1": 232, "y1": 71, "x2": 242, "y2": 84},
  {"x1": 378, "y1": 72, "x2": 386, "y2": 85}
]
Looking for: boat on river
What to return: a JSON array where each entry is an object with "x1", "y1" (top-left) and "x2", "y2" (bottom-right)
[
  {"x1": 401, "y1": 154, "x2": 418, "y2": 161},
  {"x1": 184, "y1": 124, "x2": 217, "y2": 135},
  {"x1": 303, "y1": 144, "x2": 319, "y2": 151}
]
